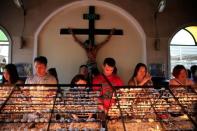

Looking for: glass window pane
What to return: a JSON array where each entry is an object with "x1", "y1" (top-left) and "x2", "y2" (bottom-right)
[
  {"x1": 170, "y1": 45, "x2": 197, "y2": 75},
  {"x1": 0, "y1": 46, "x2": 8, "y2": 64},
  {"x1": 171, "y1": 29, "x2": 195, "y2": 45},
  {"x1": 0, "y1": 29, "x2": 8, "y2": 41},
  {"x1": 185, "y1": 26, "x2": 197, "y2": 43}
]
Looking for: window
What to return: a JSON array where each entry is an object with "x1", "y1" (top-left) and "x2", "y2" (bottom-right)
[
  {"x1": 0, "y1": 27, "x2": 11, "y2": 82},
  {"x1": 170, "y1": 26, "x2": 197, "y2": 77}
]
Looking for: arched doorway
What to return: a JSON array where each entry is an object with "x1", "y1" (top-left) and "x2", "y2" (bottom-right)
[
  {"x1": 169, "y1": 26, "x2": 197, "y2": 78},
  {"x1": 0, "y1": 26, "x2": 11, "y2": 82}
]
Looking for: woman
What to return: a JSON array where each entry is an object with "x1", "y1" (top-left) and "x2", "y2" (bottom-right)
[
  {"x1": 169, "y1": 65, "x2": 193, "y2": 86},
  {"x1": 2, "y1": 64, "x2": 23, "y2": 84},
  {"x1": 128, "y1": 63, "x2": 153, "y2": 86}
]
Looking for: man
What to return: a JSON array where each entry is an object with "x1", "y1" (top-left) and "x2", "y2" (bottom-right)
[
  {"x1": 25, "y1": 56, "x2": 57, "y2": 110},
  {"x1": 93, "y1": 57, "x2": 123, "y2": 112},
  {"x1": 23, "y1": 56, "x2": 57, "y2": 127},
  {"x1": 25, "y1": 56, "x2": 57, "y2": 84}
]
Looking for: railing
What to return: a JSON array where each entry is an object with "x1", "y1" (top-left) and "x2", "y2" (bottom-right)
[
  {"x1": 0, "y1": 84, "x2": 197, "y2": 131},
  {"x1": 0, "y1": 84, "x2": 105, "y2": 131}
]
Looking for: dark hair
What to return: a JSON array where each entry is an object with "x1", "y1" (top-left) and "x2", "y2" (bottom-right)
[
  {"x1": 48, "y1": 68, "x2": 59, "y2": 83},
  {"x1": 92, "y1": 67, "x2": 100, "y2": 77},
  {"x1": 34, "y1": 56, "x2": 47, "y2": 66},
  {"x1": 187, "y1": 69, "x2": 191, "y2": 79},
  {"x1": 71, "y1": 74, "x2": 87, "y2": 85},
  {"x1": 103, "y1": 57, "x2": 116, "y2": 67},
  {"x1": 79, "y1": 65, "x2": 88, "y2": 69},
  {"x1": 132, "y1": 63, "x2": 147, "y2": 80},
  {"x1": 190, "y1": 65, "x2": 197, "y2": 82},
  {"x1": 3, "y1": 64, "x2": 20, "y2": 84},
  {"x1": 79, "y1": 65, "x2": 88, "y2": 72},
  {"x1": 190, "y1": 65, "x2": 197, "y2": 75},
  {"x1": 172, "y1": 65, "x2": 186, "y2": 78}
]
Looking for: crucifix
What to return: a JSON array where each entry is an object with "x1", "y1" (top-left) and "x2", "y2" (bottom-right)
[{"x1": 60, "y1": 6, "x2": 123, "y2": 77}]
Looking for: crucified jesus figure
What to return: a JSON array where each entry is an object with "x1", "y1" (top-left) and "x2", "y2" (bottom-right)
[{"x1": 68, "y1": 28, "x2": 115, "y2": 64}]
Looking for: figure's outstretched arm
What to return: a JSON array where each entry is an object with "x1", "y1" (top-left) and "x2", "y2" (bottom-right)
[
  {"x1": 96, "y1": 28, "x2": 115, "y2": 50},
  {"x1": 68, "y1": 28, "x2": 85, "y2": 49}
]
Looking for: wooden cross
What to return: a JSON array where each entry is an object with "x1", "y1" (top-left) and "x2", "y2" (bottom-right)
[{"x1": 60, "y1": 6, "x2": 123, "y2": 47}]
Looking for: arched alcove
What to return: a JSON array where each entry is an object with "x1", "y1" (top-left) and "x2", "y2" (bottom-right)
[{"x1": 34, "y1": 0, "x2": 146, "y2": 84}]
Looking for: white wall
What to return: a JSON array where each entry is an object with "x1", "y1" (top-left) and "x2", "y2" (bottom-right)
[{"x1": 37, "y1": 1, "x2": 146, "y2": 84}]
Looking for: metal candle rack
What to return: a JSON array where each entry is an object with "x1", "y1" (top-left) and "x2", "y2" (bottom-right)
[
  {"x1": 0, "y1": 84, "x2": 105, "y2": 131},
  {"x1": 107, "y1": 85, "x2": 197, "y2": 131},
  {"x1": 0, "y1": 84, "x2": 197, "y2": 131}
]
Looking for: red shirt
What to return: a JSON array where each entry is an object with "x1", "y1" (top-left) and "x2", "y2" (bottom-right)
[{"x1": 93, "y1": 74, "x2": 123, "y2": 111}]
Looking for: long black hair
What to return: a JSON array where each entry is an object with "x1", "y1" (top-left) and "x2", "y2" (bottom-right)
[
  {"x1": 131, "y1": 63, "x2": 147, "y2": 80},
  {"x1": 3, "y1": 64, "x2": 20, "y2": 84}
]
